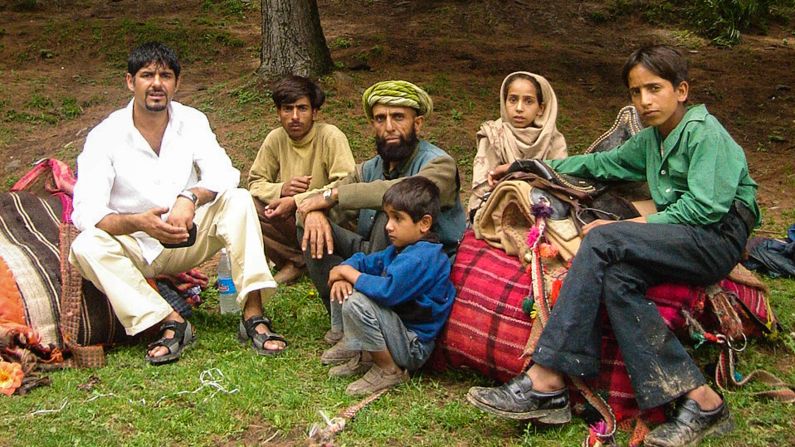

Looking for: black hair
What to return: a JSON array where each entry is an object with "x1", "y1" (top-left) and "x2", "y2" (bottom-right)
[
  {"x1": 382, "y1": 176, "x2": 440, "y2": 223},
  {"x1": 621, "y1": 45, "x2": 689, "y2": 88},
  {"x1": 503, "y1": 73, "x2": 544, "y2": 105},
  {"x1": 271, "y1": 75, "x2": 326, "y2": 109},
  {"x1": 127, "y1": 42, "x2": 181, "y2": 79}
]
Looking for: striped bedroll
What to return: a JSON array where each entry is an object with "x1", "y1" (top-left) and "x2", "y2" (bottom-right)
[
  {"x1": 0, "y1": 192, "x2": 63, "y2": 348},
  {"x1": 0, "y1": 191, "x2": 131, "y2": 350}
]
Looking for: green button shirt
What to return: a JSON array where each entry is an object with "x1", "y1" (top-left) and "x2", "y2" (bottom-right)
[{"x1": 547, "y1": 104, "x2": 760, "y2": 226}]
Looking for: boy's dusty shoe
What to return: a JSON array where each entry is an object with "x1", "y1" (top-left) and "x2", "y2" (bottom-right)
[
  {"x1": 466, "y1": 373, "x2": 571, "y2": 423},
  {"x1": 273, "y1": 262, "x2": 304, "y2": 285},
  {"x1": 323, "y1": 329, "x2": 343, "y2": 346},
  {"x1": 328, "y1": 352, "x2": 373, "y2": 378},
  {"x1": 321, "y1": 341, "x2": 358, "y2": 365},
  {"x1": 644, "y1": 399, "x2": 734, "y2": 447},
  {"x1": 345, "y1": 364, "x2": 408, "y2": 396}
]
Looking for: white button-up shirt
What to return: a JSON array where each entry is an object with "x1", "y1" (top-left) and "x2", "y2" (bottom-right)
[{"x1": 72, "y1": 100, "x2": 240, "y2": 263}]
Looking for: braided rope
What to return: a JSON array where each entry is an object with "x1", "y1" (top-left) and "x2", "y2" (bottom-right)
[
  {"x1": 308, "y1": 388, "x2": 390, "y2": 445},
  {"x1": 548, "y1": 171, "x2": 600, "y2": 193},
  {"x1": 715, "y1": 343, "x2": 795, "y2": 402},
  {"x1": 525, "y1": 200, "x2": 617, "y2": 446},
  {"x1": 681, "y1": 299, "x2": 795, "y2": 403}
]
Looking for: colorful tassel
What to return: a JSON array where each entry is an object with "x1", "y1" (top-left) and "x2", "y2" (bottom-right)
[
  {"x1": 586, "y1": 420, "x2": 613, "y2": 447},
  {"x1": 539, "y1": 242, "x2": 558, "y2": 258},
  {"x1": 733, "y1": 370, "x2": 744, "y2": 382},
  {"x1": 692, "y1": 333, "x2": 707, "y2": 349},
  {"x1": 526, "y1": 226, "x2": 541, "y2": 247},
  {"x1": 549, "y1": 278, "x2": 563, "y2": 307},
  {"x1": 531, "y1": 201, "x2": 554, "y2": 218},
  {"x1": 521, "y1": 297, "x2": 535, "y2": 316},
  {"x1": 529, "y1": 302, "x2": 539, "y2": 320}
]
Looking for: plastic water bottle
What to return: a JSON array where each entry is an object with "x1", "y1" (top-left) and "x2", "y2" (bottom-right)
[{"x1": 217, "y1": 249, "x2": 239, "y2": 314}]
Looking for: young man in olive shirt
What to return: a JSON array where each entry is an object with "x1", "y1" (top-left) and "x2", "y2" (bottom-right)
[
  {"x1": 469, "y1": 45, "x2": 758, "y2": 447},
  {"x1": 248, "y1": 76, "x2": 355, "y2": 284}
]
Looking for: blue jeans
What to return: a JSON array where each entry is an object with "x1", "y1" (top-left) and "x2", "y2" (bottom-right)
[{"x1": 533, "y1": 203, "x2": 750, "y2": 409}]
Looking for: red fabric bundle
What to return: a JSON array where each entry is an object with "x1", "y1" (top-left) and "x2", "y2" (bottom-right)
[{"x1": 430, "y1": 230, "x2": 532, "y2": 382}]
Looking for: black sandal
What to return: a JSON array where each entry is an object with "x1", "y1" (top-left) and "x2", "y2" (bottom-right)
[
  {"x1": 238, "y1": 315, "x2": 288, "y2": 356},
  {"x1": 145, "y1": 320, "x2": 195, "y2": 365}
]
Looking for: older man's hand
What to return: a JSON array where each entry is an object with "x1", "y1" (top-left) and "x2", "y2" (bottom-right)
[
  {"x1": 298, "y1": 188, "x2": 336, "y2": 214},
  {"x1": 301, "y1": 210, "x2": 334, "y2": 259}
]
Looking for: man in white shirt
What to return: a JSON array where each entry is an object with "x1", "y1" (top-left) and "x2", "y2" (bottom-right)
[{"x1": 69, "y1": 42, "x2": 285, "y2": 364}]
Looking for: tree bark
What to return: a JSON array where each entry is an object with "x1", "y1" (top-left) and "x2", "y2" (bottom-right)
[{"x1": 258, "y1": 0, "x2": 333, "y2": 80}]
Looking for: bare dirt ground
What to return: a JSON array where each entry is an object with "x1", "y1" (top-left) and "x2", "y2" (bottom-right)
[{"x1": 2, "y1": 1, "x2": 794, "y2": 235}]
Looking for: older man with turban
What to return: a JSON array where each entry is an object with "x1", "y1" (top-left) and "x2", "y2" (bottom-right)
[{"x1": 298, "y1": 80, "x2": 466, "y2": 364}]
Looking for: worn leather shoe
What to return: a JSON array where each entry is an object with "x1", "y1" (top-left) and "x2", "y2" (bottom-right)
[
  {"x1": 645, "y1": 399, "x2": 734, "y2": 447},
  {"x1": 345, "y1": 364, "x2": 408, "y2": 396},
  {"x1": 320, "y1": 340, "x2": 358, "y2": 365},
  {"x1": 273, "y1": 262, "x2": 305, "y2": 285},
  {"x1": 328, "y1": 351, "x2": 373, "y2": 378},
  {"x1": 323, "y1": 329, "x2": 343, "y2": 346},
  {"x1": 466, "y1": 373, "x2": 571, "y2": 423}
]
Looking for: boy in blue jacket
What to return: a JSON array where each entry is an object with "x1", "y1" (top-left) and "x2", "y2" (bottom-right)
[{"x1": 326, "y1": 176, "x2": 456, "y2": 396}]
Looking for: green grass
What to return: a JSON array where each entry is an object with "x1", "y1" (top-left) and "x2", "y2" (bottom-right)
[
  {"x1": 200, "y1": 0, "x2": 256, "y2": 19},
  {"x1": 3, "y1": 94, "x2": 83, "y2": 126},
  {"x1": 0, "y1": 280, "x2": 576, "y2": 446},
  {"x1": 330, "y1": 36, "x2": 354, "y2": 49},
  {"x1": 2, "y1": 274, "x2": 793, "y2": 446},
  {"x1": 5, "y1": 14, "x2": 249, "y2": 71}
]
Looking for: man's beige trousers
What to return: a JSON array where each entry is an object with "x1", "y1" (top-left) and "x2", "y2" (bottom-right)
[{"x1": 69, "y1": 188, "x2": 276, "y2": 335}]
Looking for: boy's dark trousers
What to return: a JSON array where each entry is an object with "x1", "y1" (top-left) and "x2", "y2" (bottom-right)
[{"x1": 533, "y1": 202, "x2": 752, "y2": 409}]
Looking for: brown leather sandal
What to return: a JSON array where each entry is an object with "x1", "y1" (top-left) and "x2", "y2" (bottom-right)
[
  {"x1": 238, "y1": 315, "x2": 287, "y2": 356},
  {"x1": 145, "y1": 320, "x2": 195, "y2": 365}
]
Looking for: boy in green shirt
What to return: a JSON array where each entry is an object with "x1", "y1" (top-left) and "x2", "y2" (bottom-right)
[{"x1": 468, "y1": 45, "x2": 759, "y2": 447}]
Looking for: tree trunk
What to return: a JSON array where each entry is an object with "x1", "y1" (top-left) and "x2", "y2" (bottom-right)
[{"x1": 258, "y1": 0, "x2": 333, "y2": 80}]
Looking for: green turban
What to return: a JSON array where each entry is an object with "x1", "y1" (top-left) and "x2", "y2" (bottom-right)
[{"x1": 362, "y1": 80, "x2": 433, "y2": 120}]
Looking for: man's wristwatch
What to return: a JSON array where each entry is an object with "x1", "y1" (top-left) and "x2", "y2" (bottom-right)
[
  {"x1": 178, "y1": 190, "x2": 198, "y2": 206},
  {"x1": 322, "y1": 188, "x2": 336, "y2": 205}
]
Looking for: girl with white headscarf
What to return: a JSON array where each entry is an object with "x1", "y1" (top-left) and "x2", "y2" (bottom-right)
[{"x1": 468, "y1": 72, "x2": 567, "y2": 214}]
